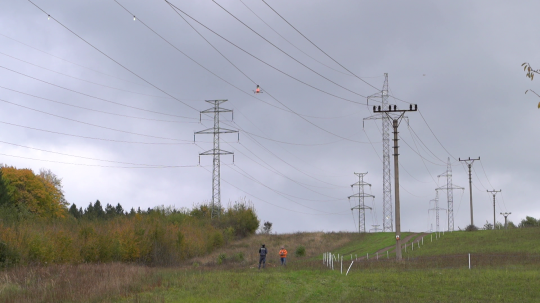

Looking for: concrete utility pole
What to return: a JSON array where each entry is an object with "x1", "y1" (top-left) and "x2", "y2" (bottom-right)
[
  {"x1": 194, "y1": 100, "x2": 238, "y2": 218},
  {"x1": 500, "y1": 212, "x2": 511, "y2": 229},
  {"x1": 373, "y1": 103, "x2": 417, "y2": 261},
  {"x1": 487, "y1": 190, "x2": 501, "y2": 228},
  {"x1": 459, "y1": 157, "x2": 480, "y2": 227},
  {"x1": 348, "y1": 172, "x2": 374, "y2": 233}
]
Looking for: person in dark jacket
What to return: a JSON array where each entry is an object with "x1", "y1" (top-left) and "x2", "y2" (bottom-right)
[{"x1": 258, "y1": 244, "x2": 268, "y2": 269}]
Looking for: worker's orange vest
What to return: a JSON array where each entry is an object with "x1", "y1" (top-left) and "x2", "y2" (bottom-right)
[{"x1": 279, "y1": 249, "x2": 287, "y2": 258}]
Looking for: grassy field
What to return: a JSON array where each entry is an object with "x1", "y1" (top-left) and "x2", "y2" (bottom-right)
[{"x1": 1, "y1": 228, "x2": 540, "y2": 302}]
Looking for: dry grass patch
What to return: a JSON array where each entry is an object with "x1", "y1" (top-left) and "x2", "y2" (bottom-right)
[{"x1": 0, "y1": 263, "x2": 155, "y2": 303}]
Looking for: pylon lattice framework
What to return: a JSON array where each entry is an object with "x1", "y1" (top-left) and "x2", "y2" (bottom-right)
[
  {"x1": 364, "y1": 73, "x2": 393, "y2": 232},
  {"x1": 428, "y1": 191, "x2": 445, "y2": 232},
  {"x1": 348, "y1": 172, "x2": 374, "y2": 233},
  {"x1": 194, "y1": 100, "x2": 238, "y2": 218},
  {"x1": 436, "y1": 157, "x2": 464, "y2": 231}
]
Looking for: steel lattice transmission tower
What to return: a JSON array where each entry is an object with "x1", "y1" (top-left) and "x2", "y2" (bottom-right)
[
  {"x1": 348, "y1": 172, "x2": 374, "y2": 233},
  {"x1": 194, "y1": 100, "x2": 238, "y2": 218},
  {"x1": 428, "y1": 191, "x2": 446, "y2": 232},
  {"x1": 364, "y1": 73, "x2": 393, "y2": 232},
  {"x1": 436, "y1": 158, "x2": 464, "y2": 231}
]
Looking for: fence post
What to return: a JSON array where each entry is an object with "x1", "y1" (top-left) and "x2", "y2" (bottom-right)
[
  {"x1": 468, "y1": 253, "x2": 471, "y2": 269},
  {"x1": 377, "y1": 252, "x2": 378, "y2": 260},
  {"x1": 341, "y1": 256, "x2": 343, "y2": 274},
  {"x1": 422, "y1": 237, "x2": 424, "y2": 245},
  {"x1": 355, "y1": 254, "x2": 357, "y2": 261},
  {"x1": 346, "y1": 261, "x2": 354, "y2": 276},
  {"x1": 387, "y1": 251, "x2": 389, "y2": 259},
  {"x1": 366, "y1": 253, "x2": 368, "y2": 260},
  {"x1": 351, "y1": 254, "x2": 352, "y2": 261},
  {"x1": 412, "y1": 242, "x2": 414, "y2": 251},
  {"x1": 431, "y1": 234, "x2": 433, "y2": 242}
]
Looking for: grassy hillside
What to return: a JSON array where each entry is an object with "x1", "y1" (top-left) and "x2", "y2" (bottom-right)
[{"x1": 2, "y1": 229, "x2": 540, "y2": 302}]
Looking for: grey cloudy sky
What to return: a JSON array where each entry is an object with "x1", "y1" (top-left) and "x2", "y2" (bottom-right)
[{"x1": 1, "y1": 0, "x2": 539, "y2": 233}]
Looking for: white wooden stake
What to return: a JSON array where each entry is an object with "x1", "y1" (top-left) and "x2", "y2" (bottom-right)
[
  {"x1": 346, "y1": 261, "x2": 354, "y2": 276},
  {"x1": 431, "y1": 234, "x2": 433, "y2": 242},
  {"x1": 366, "y1": 253, "x2": 368, "y2": 260},
  {"x1": 387, "y1": 251, "x2": 389, "y2": 259},
  {"x1": 341, "y1": 256, "x2": 343, "y2": 274},
  {"x1": 422, "y1": 237, "x2": 424, "y2": 245},
  {"x1": 468, "y1": 253, "x2": 471, "y2": 269}
]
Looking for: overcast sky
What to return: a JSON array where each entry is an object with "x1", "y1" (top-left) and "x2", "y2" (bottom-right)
[{"x1": 1, "y1": 0, "x2": 539, "y2": 233}]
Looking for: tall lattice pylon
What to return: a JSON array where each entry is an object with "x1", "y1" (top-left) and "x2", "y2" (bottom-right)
[
  {"x1": 428, "y1": 191, "x2": 445, "y2": 232},
  {"x1": 348, "y1": 172, "x2": 374, "y2": 233},
  {"x1": 364, "y1": 73, "x2": 393, "y2": 232},
  {"x1": 194, "y1": 100, "x2": 238, "y2": 218},
  {"x1": 436, "y1": 157, "x2": 464, "y2": 231}
]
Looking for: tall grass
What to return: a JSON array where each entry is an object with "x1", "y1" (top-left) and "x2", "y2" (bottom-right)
[{"x1": 0, "y1": 202, "x2": 259, "y2": 267}]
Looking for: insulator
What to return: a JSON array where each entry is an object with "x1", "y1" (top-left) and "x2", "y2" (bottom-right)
[
  {"x1": 410, "y1": 104, "x2": 412, "y2": 110},
  {"x1": 373, "y1": 105, "x2": 376, "y2": 112},
  {"x1": 393, "y1": 105, "x2": 397, "y2": 111},
  {"x1": 133, "y1": 16, "x2": 136, "y2": 21},
  {"x1": 48, "y1": 15, "x2": 50, "y2": 20}
]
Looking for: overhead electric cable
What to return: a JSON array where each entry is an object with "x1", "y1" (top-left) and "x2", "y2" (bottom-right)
[
  {"x1": 203, "y1": 166, "x2": 348, "y2": 216},
  {"x1": 26, "y1": 0, "x2": 200, "y2": 112},
  {"x1": 165, "y1": 1, "x2": 367, "y2": 106},
  {"x1": 0, "y1": 32, "x2": 150, "y2": 88},
  {"x1": 260, "y1": 0, "x2": 379, "y2": 91},
  {"x1": 0, "y1": 120, "x2": 193, "y2": 145},
  {"x1": 0, "y1": 51, "x2": 180, "y2": 100},
  {"x1": 0, "y1": 65, "x2": 194, "y2": 119},
  {"x1": 0, "y1": 98, "x2": 187, "y2": 142},
  {"x1": 238, "y1": 0, "x2": 358, "y2": 77},
  {"x1": 0, "y1": 152, "x2": 200, "y2": 169},
  {"x1": 211, "y1": 0, "x2": 370, "y2": 98},
  {"x1": 0, "y1": 140, "x2": 188, "y2": 167},
  {"x1": 0, "y1": 86, "x2": 199, "y2": 123}
]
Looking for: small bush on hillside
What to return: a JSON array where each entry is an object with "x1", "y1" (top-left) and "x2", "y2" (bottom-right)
[
  {"x1": 465, "y1": 224, "x2": 479, "y2": 231},
  {"x1": 217, "y1": 253, "x2": 226, "y2": 265},
  {"x1": 295, "y1": 246, "x2": 306, "y2": 257}
]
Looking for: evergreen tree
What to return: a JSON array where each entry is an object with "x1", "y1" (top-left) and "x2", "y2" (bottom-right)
[
  {"x1": 94, "y1": 200, "x2": 105, "y2": 219},
  {"x1": 69, "y1": 203, "x2": 81, "y2": 219},
  {"x1": 115, "y1": 203, "x2": 124, "y2": 215}
]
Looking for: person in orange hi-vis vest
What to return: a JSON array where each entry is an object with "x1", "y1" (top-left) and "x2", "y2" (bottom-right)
[{"x1": 279, "y1": 246, "x2": 288, "y2": 266}]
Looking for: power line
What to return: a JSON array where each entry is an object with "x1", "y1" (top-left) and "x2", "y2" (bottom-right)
[
  {"x1": 26, "y1": 0, "x2": 200, "y2": 113},
  {"x1": 238, "y1": 0, "x2": 358, "y2": 77},
  {"x1": 0, "y1": 120, "x2": 193, "y2": 145},
  {"x1": 0, "y1": 98, "x2": 186, "y2": 142},
  {"x1": 211, "y1": 0, "x2": 370, "y2": 98},
  {"x1": 260, "y1": 0, "x2": 380, "y2": 91},
  {"x1": 165, "y1": 1, "x2": 368, "y2": 106},
  {"x1": 0, "y1": 50, "x2": 178, "y2": 100},
  {"x1": 0, "y1": 65, "x2": 194, "y2": 119},
  {"x1": 0, "y1": 32, "x2": 151, "y2": 88},
  {"x1": 0, "y1": 152, "x2": 200, "y2": 169},
  {"x1": 0, "y1": 86, "x2": 198, "y2": 123},
  {"x1": 0, "y1": 140, "x2": 188, "y2": 167}
]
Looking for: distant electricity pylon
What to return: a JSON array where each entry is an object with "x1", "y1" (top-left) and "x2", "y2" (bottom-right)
[
  {"x1": 459, "y1": 157, "x2": 480, "y2": 226},
  {"x1": 348, "y1": 172, "x2": 374, "y2": 233},
  {"x1": 500, "y1": 212, "x2": 511, "y2": 229},
  {"x1": 487, "y1": 189, "x2": 501, "y2": 228},
  {"x1": 369, "y1": 225, "x2": 382, "y2": 233},
  {"x1": 372, "y1": 103, "x2": 418, "y2": 261},
  {"x1": 194, "y1": 100, "x2": 238, "y2": 219},
  {"x1": 436, "y1": 158, "x2": 464, "y2": 231},
  {"x1": 428, "y1": 191, "x2": 446, "y2": 232},
  {"x1": 364, "y1": 73, "x2": 393, "y2": 232}
]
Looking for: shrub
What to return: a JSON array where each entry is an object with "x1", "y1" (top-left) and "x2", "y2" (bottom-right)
[
  {"x1": 465, "y1": 224, "x2": 479, "y2": 231},
  {"x1": 0, "y1": 241, "x2": 20, "y2": 267},
  {"x1": 217, "y1": 253, "x2": 226, "y2": 265},
  {"x1": 295, "y1": 246, "x2": 306, "y2": 257}
]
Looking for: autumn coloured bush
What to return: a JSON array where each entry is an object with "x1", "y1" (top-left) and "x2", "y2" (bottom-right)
[{"x1": 0, "y1": 201, "x2": 259, "y2": 268}]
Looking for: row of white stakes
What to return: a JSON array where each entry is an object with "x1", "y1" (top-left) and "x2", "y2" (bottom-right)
[{"x1": 322, "y1": 232, "x2": 448, "y2": 273}]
